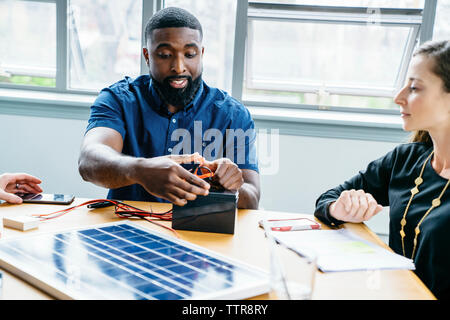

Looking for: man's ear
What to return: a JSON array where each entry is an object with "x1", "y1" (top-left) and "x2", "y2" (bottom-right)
[
  {"x1": 201, "y1": 47, "x2": 205, "y2": 57},
  {"x1": 142, "y1": 47, "x2": 150, "y2": 66}
]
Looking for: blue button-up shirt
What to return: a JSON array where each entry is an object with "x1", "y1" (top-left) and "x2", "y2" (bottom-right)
[{"x1": 86, "y1": 75, "x2": 258, "y2": 202}]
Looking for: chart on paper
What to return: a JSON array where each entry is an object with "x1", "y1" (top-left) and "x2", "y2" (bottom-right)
[{"x1": 273, "y1": 229, "x2": 415, "y2": 272}]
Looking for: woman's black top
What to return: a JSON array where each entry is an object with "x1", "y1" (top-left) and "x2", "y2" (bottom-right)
[{"x1": 315, "y1": 142, "x2": 450, "y2": 299}]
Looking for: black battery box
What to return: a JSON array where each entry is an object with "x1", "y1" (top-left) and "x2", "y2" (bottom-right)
[{"x1": 172, "y1": 190, "x2": 238, "y2": 234}]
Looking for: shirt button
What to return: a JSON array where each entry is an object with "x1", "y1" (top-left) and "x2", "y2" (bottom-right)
[
  {"x1": 172, "y1": 118, "x2": 177, "y2": 124},
  {"x1": 168, "y1": 148, "x2": 173, "y2": 153}
]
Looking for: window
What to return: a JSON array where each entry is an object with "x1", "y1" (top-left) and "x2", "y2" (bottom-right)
[
  {"x1": 242, "y1": 1, "x2": 426, "y2": 111},
  {"x1": 251, "y1": 0, "x2": 425, "y2": 8},
  {"x1": 0, "y1": 0, "x2": 238, "y2": 94},
  {"x1": 433, "y1": 0, "x2": 450, "y2": 41},
  {"x1": 0, "y1": 0, "x2": 56, "y2": 87},
  {"x1": 0, "y1": 0, "x2": 142, "y2": 93},
  {"x1": 0, "y1": 0, "x2": 441, "y2": 118},
  {"x1": 69, "y1": 0, "x2": 142, "y2": 91},
  {"x1": 163, "y1": 0, "x2": 237, "y2": 93}
]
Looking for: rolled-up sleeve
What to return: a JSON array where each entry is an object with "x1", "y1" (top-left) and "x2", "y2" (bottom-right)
[
  {"x1": 314, "y1": 148, "x2": 396, "y2": 226},
  {"x1": 86, "y1": 88, "x2": 126, "y2": 140}
]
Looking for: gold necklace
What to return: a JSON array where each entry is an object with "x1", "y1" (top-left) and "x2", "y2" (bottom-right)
[{"x1": 400, "y1": 150, "x2": 450, "y2": 260}]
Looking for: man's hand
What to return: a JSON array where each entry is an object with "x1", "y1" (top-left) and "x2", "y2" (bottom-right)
[
  {"x1": 0, "y1": 173, "x2": 43, "y2": 204},
  {"x1": 133, "y1": 153, "x2": 210, "y2": 206},
  {"x1": 79, "y1": 128, "x2": 210, "y2": 206},
  {"x1": 202, "y1": 158, "x2": 260, "y2": 209},
  {"x1": 202, "y1": 158, "x2": 244, "y2": 191},
  {"x1": 329, "y1": 189, "x2": 383, "y2": 223}
]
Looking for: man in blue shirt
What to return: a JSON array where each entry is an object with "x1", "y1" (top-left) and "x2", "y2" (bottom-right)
[{"x1": 78, "y1": 7, "x2": 260, "y2": 209}]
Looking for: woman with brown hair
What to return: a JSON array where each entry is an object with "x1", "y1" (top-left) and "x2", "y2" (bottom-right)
[{"x1": 315, "y1": 40, "x2": 450, "y2": 299}]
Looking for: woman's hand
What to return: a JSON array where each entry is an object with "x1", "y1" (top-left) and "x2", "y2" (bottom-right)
[
  {"x1": 0, "y1": 173, "x2": 43, "y2": 204},
  {"x1": 329, "y1": 189, "x2": 383, "y2": 223}
]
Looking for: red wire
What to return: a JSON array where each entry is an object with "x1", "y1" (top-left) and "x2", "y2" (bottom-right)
[
  {"x1": 33, "y1": 167, "x2": 213, "y2": 236},
  {"x1": 32, "y1": 199, "x2": 179, "y2": 237},
  {"x1": 32, "y1": 162, "x2": 214, "y2": 235}
]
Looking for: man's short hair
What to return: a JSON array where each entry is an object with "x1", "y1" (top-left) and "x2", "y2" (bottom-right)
[{"x1": 144, "y1": 7, "x2": 203, "y2": 45}]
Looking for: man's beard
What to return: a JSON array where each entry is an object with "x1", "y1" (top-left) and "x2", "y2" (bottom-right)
[{"x1": 152, "y1": 74, "x2": 202, "y2": 109}]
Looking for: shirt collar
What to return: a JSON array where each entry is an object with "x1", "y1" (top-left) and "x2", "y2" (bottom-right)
[{"x1": 148, "y1": 77, "x2": 205, "y2": 116}]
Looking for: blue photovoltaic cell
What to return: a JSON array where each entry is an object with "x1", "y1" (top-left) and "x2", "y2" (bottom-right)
[{"x1": 0, "y1": 222, "x2": 268, "y2": 300}]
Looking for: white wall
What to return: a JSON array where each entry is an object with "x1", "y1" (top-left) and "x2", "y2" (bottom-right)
[
  {"x1": 0, "y1": 114, "x2": 107, "y2": 199},
  {"x1": 0, "y1": 113, "x2": 396, "y2": 238},
  {"x1": 257, "y1": 133, "x2": 395, "y2": 241}
]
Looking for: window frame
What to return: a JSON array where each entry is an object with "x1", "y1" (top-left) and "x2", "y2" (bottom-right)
[
  {"x1": 0, "y1": 0, "x2": 439, "y2": 119},
  {"x1": 0, "y1": 0, "x2": 161, "y2": 95},
  {"x1": 245, "y1": 4, "x2": 422, "y2": 98},
  {"x1": 231, "y1": 0, "x2": 438, "y2": 115},
  {"x1": 0, "y1": 0, "x2": 59, "y2": 90}
]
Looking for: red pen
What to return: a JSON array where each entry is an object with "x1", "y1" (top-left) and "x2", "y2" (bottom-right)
[
  {"x1": 272, "y1": 224, "x2": 320, "y2": 231},
  {"x1": 259, "y1": 218, "x2": 321, "y2": 232}
]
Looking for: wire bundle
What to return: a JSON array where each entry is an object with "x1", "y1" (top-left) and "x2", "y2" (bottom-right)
[
  {"x1": 32, "y1": 199, "x2": 179, "y2": 237},
  {"x1": 29, "y1": 166, "x2": 216, "y2": 238}
]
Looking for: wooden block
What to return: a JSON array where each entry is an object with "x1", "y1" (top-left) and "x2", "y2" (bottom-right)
[{"x1": 3, "y1": 216, "x2": 40, "y2": 231}]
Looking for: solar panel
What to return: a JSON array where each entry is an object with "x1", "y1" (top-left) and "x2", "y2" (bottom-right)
[{"x1": 0, "y1": 222, "x2": 269, "y2": 300}]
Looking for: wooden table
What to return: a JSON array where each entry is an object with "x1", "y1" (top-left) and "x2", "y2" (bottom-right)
[{"x1": 0, "y1": 199, "x2": 435, "y2": 300}]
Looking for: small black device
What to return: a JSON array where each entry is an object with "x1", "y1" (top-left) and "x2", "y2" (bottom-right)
[
  {"x1": 172, "y1": 190, "x2": 238, "y2": 234},
  {"x1": 87, "y1": 201, "x2": 115, "y2": 209},
  {"x1": 180, "y1": 162, "x2": 201, "y2": 172},
  {"x1": 16, "y1": 193, "x2": 75, "y2": 205}
]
